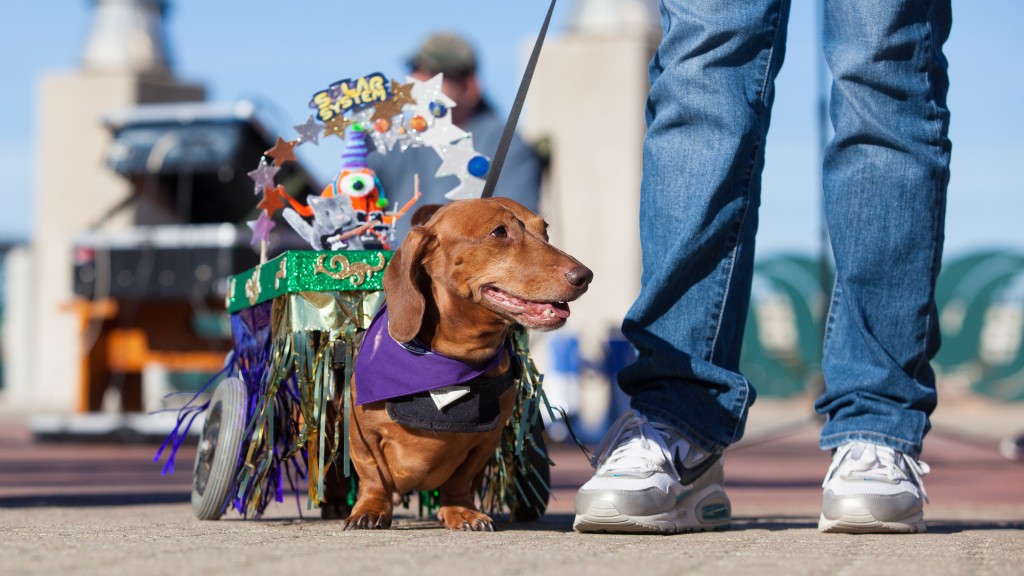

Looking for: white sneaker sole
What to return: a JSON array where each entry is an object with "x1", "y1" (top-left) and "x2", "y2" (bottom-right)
[
  {"x1": 573, "y1": 485, "x2": 731, "y2": 534},
  {"x1": 818, "y1": 510, "x2": 926, "y2": 534}
]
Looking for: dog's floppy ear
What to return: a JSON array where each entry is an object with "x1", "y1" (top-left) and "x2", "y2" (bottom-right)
[{"x1": 384, "y1": 226, "x2": 431, "y2": 342}]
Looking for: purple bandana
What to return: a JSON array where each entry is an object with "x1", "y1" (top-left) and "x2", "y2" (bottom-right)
[{"x1": 354, "y1": 304, "x2": 505, "y2": 405}]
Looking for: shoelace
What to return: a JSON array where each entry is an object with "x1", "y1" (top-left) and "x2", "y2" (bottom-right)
[
  {"x1": 824, "y1": 442, "x2": 931, "y2": 502},
  {"x1": 590, "y1": 410, "x2": 682, "y2": 482}
]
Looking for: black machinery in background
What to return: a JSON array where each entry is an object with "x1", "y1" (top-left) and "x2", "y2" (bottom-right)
[{"x1": 70, "y1": 101, "x2": 318, "y2": 413}]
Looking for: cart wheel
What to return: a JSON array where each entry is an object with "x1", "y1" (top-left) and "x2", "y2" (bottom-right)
[
  {"x1": 510, "y1": 419, "x2": 551, "y2": 521},
  {"x1": 191, "y1": 377, "x2": 248, "y2": 520}
]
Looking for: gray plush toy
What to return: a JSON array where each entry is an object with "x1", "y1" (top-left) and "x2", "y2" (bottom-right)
[{"x1": 282, "y1": 194, "x2": 364, "y2": 251}]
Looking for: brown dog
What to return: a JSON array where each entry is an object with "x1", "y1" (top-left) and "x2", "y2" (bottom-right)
[{"x1": 343, "y1": 197, "x2": 592, "y2": 530}]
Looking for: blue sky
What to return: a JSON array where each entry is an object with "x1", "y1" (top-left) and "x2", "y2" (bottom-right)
[{"x1": 1, "y1": 0, "x2": 1021, "y2": 259}]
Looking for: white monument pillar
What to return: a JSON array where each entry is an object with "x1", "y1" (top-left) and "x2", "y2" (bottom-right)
[
  {"x1": 525, "y1": 0, "x2": 658, "y2": 357},
  {"x1": 523, "y1": 0, "x2": 659, "y2": 429}
]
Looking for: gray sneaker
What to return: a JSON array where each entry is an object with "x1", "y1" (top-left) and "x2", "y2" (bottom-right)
[
  {"x1": 573, "y1": 409, "x2": 731, "y2": 534},
  {"x1": 819, "y1": 441, "x2": 930, "y2": 533}
]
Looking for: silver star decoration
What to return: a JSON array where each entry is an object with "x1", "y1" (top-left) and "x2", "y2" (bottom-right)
[
  {"x1": 350, "y1": 107, "x2": 375, "y2": 130},
  {"x1": 434, "y1": 136, "x2": 482, "y2": 178},
  {"x1": 247, "y1": 157, "x2": 280, "y2": 195},
  {"x1": 368, "y1": 129, "x2": 389, "y2": 154},
  {"x1": 392, "y1": 126, "x2": 413, "y2": 152},
  {"x1": 409, "y1": 73, "x2": 456, "y2": 119},
  {"x1": 444, "y1": 174, "x2": 487, "y2": 201},
  {"x1": 354, "y1": 106, "x2": 374, "y2": 123},
  {"x1": 293, "y1": 115, "x2": 321, "y2": 146},
  {"x1": 398, "y1": 119, "x2": 423, "y2": 152},
  {"x1": 367, "y1": 103, "x2": 411, "y2": 155},
  {"x1": 418, "y1": 113, "x2": 468, "y2": 148},
  {"x1": 370, "y1": 127, "x2": 400, "y2": 154}
]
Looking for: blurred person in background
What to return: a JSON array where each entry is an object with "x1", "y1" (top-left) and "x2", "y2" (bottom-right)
[{"x1": 369, "y1": 32, "x2": 542, "y2": 242}]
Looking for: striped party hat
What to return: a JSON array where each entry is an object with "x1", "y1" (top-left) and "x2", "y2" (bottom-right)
[{"x1": 341, "y1": 126, "x2": 369, "y2": 169}]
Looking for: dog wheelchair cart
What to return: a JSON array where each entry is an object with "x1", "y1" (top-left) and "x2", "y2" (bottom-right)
[{"x1": 163, "y1": 248, "x2": 552, "y2": 523}]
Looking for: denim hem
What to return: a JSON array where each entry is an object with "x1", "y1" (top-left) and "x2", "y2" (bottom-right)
[
  {"x1": 819, "y1": 431, "x2": 923, "y2": 460},
  {"x1": 631, "y1": 401, "x2": 729, "y2": 455}
]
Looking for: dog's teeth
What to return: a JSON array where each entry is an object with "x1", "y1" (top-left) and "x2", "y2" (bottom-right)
[{"x1": 544, "y1": 308, "x2": 555, "y2": 317}]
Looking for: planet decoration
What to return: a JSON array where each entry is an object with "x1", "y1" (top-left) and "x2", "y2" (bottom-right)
[
  {"x1": 408, "y1": 115, "x2": 429, "y2": 132},
  {"x1": 429, "y1": 101, "x2": 448, "y2": 118},
  {"x1": 468, "y1": 155, "x2": 491, "y2": 178},
  {"x1": 245, "y1": 72, "x2": 493, "y2": 251}
]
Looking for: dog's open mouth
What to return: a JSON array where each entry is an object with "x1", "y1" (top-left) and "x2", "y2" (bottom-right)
[{"x1": 481, "y1": 286, "x2": 571, "y2": 328}]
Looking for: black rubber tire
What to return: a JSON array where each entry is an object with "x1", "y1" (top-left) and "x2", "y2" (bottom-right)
[
  {"x1": 510, "y1": 419, "x2": 551, "y2": 521},
  {"x1": 191, "y1": 377, "x2": 248, "y2": 520}
]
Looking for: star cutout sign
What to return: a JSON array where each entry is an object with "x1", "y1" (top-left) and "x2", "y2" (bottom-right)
[
  {"x1": 257, "y1": 184, "x2": 286, "y2": 215},
  {"x1": 247, "y1": 157, "x2": 280, "y2": 195},
  {"x1": 293, "y1": 115, "x2": 321, "y2": 146},
  {"x1": 247, "y1": 211, "x2": 276, "y2": 246},
  {"x1": 322, "y1": 114, "x2": 353, "y2": 141},
  {"x1": 390, "y1": 79, "x2": 416, "y2": 108},
  {"x1": 410, "y1": 73, "x2": 456, "y2": 119},
  {"x1": 418, "y1": 114, "x2": 468, "y2": 148},
  {"x1": 265, "y1": 137, "x2": 297, "y2": 166},
  {"x1": 371, "y1": 98, "x2": 403, "y2": 124},
  {"x1": 370, "y1": 126, "x2": 401, "y2": 153},
  {"x1": 444, "y1": 174, "x2": 487, "y2": 201},
  {"x1": 434, "y1": 136, "x2": 483, "y2": 178}
]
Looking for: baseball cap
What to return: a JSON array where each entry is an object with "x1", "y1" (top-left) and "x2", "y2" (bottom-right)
[{"x1": 408, "y1": 33, "x2": 478, "y2": 77}]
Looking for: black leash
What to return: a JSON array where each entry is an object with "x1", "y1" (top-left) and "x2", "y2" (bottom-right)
[{"x1": 480, "y1": 0, "x2": 557, "y2": 198}]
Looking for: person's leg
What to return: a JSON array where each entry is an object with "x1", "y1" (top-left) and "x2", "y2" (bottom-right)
[
  {"x1": 574, "y1": 0, "x2": 791, "y2": 534},
  {"x1": 619, "y1": 0, "x2": 791, "y2": 455},
  {"x1": 818, "y1": 0, "x2": 951, "y2": 458},
  {"x1": 816, "y1": 0, "x2": 951, "y2": 533}
]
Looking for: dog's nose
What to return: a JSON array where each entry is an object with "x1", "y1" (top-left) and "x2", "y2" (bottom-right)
[{"x1": 565, "y1": 265, "x2": 593, "y2": 288}]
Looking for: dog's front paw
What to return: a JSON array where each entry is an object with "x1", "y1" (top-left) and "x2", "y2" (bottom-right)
[
  {"x1": 343, "y1": 511, "x2": 392, "y2": 530},
  {"x1": 438, "y1": 506, "x2": 496, "y2": 532}
]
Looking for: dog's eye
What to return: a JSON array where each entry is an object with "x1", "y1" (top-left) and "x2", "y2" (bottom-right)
[{"x1": 490, "y1": 225, "x2": 507, "y2": 238}]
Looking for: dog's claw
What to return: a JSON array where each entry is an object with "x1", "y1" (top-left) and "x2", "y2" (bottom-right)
[
  {"x1": 438, "y1": 506, "x2": 497, "y2": 531},
  {"x1": 343, "y1": 513, "x2": 390, "y2": 530},
  {"x1": 456, "y1": 519, "x2": 495, "y2": 532}
]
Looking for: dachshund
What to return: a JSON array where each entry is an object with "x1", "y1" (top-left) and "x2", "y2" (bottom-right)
[{"x1": 342, "y1": 197, "x2": 592, "y2": 531}]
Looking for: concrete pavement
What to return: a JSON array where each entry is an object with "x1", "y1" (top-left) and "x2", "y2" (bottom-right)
[{"x1": 1, "y1": 395, "x2": 1022, "y2": 575}]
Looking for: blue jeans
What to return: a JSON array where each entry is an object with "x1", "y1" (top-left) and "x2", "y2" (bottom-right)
[{"x1": 620, "y1": 0, "x2": 951, "y2": 459}]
